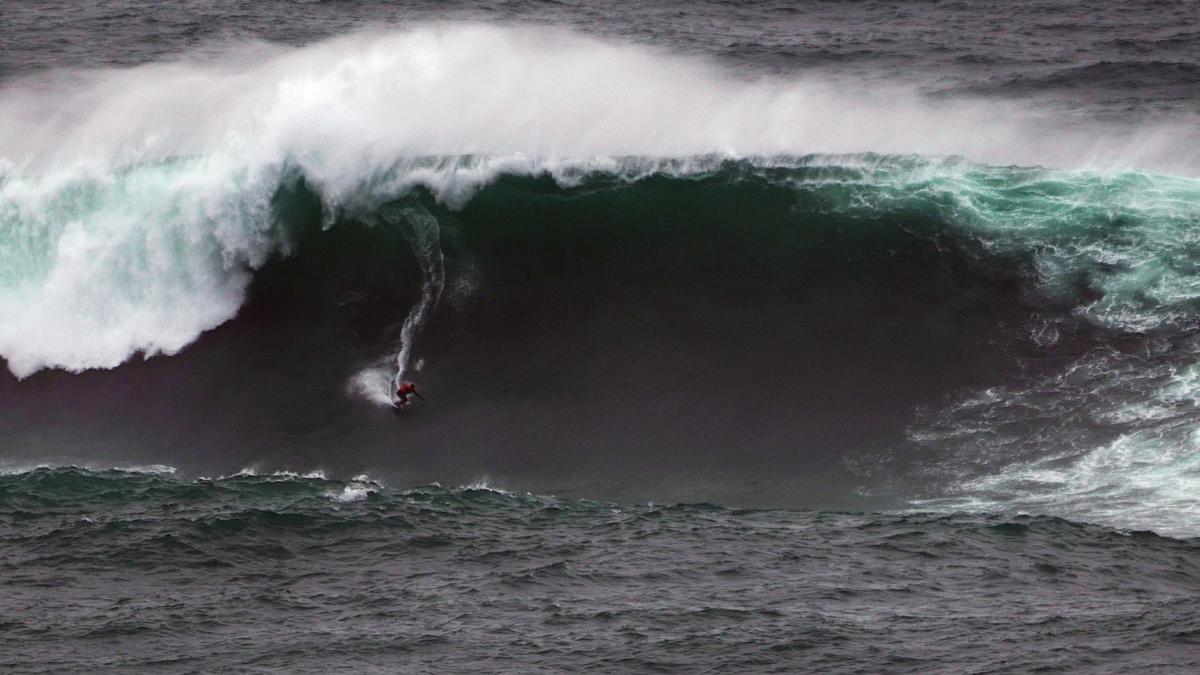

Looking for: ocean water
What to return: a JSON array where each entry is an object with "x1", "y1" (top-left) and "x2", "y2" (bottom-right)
[
  {"x1": 2, "y1": 1, "x2": 1200, "y2": 670},
  {"x1": 3, "y1": 467, "x2": 1199, "y2": 673}
]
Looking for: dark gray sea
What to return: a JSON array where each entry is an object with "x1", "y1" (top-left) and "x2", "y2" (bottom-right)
[{"x1": 2, "y1": 1, "x2": 1199, "y2": 671}]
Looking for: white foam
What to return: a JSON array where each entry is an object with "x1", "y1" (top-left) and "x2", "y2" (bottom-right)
[
  {"x1": 220, "y1": 468, "x2": 328, "y2": 480},
  {"x1": 348, "y1": 364, "x2": 398, "y2": 407},
  {"x1": 462, "y1": 479, "x2": 515, "y2": 496},
  {"x1": 1, "y1": 24, "x2": 1198, "y2": 377},
  {"x1": 947, "y1": 430, "x2": 1200, "y2": 538},
  {"x1": 327, "y1": 484, "x2": 374, "y2": 502},
  {"x1": 911, "y1": 346, "x2": 1200, "y2": 538},
  {"x1": 0, "y1": 462, "x2": 180, "y2": 476},
  {"x1": 324, "y1": 474, "x2": 382, "y2": 502}
]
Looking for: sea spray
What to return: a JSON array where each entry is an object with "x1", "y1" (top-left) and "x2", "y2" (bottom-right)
[
  {"x1": 2, "y1": 25, "x2": 1199, "y2": 378},
  {"x1": 388, "y1": 203, "x2": 445, "y2": 395},
  {"x1": 347, "y1": 202, "x2": 445, "y2": 405}
]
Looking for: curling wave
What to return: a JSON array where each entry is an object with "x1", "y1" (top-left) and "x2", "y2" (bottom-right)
[
  {"x1": 2, "y1": 24, "x2": 1198, "y2": 382},
  {"x1": 3, "y1": 25, "x2": 1200, "y2": 536}
]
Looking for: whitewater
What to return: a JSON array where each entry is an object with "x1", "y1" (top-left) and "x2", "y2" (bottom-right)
[
  {"x1": 5, "y1": 23, "x2": 1200, "y2": 540},
  {"x1": 2, "y1": 24, "x2": 1198, "y2": 381}
]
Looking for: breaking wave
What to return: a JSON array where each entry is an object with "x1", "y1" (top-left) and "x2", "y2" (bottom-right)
[
  {"x1": 3, "y1": 24, "x2": 1200, "y2": 536},
  {"x1": 2, "y1": 24, "x2": 1197, "y2": 381}
]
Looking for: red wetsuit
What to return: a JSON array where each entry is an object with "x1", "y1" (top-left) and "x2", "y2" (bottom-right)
[{"x1": 395, "y1": 382, "x2": 418, "y2": 406}]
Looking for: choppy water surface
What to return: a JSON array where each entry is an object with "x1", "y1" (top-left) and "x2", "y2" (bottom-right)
[{"x1": 1, "y1": 468, "x2": 1197, "y2": 672}]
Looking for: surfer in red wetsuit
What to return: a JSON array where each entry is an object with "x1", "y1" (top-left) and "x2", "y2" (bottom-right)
[{"x1": 394, "y1": 382, "x2": 424, "y2": 408}]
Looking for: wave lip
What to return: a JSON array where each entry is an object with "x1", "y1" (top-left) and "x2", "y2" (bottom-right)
[{"x1": 1, "y1": 24, "x2": 1198, "y2": 379}]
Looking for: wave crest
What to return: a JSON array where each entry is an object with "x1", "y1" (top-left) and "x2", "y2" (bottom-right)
[{"x1": 2, "y1": 25, "x2": 1198, "y2": 378}]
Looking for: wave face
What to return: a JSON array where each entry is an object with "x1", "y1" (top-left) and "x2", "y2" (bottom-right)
[
  {"x1": 2, "y1": 23, "x2": 1200, "y2": 538},
  {"x1": 2, "y1": 152, "x2": 1199, "y2": 534},
  {"x1": 2, "y1": 466, "x2": 1198, "y2": 672}
]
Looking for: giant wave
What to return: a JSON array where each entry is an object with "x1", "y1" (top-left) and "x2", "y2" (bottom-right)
[
  {"x1": 2, "y1": 24, "x2": 1198, "y2": 381},
  {"x1": 3, "y1": 25, "x2": 1200, "y2": 536}
]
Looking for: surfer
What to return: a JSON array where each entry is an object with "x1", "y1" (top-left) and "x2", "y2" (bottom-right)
[{"x1": 394, "y1": 382, "x2": 424, "y2": 408}]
